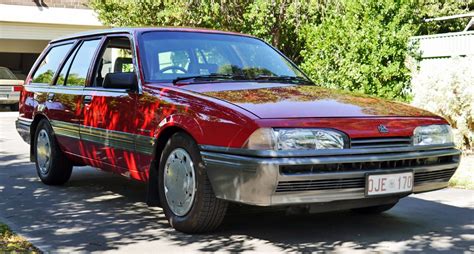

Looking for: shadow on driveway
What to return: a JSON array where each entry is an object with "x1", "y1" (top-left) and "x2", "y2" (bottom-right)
[{"x1": 0, "y1": 157, "x2": 472, "y2": 252}]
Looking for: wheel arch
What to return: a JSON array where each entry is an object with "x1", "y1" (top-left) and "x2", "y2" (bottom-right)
[
  {"x1": 29, "y1": 113, "x2": 50, "y2": 162},
  {"x1": 146, "y1": 125, "x2": 198, "y2": 207}
]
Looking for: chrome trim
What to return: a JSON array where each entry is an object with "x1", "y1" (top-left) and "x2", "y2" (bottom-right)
[
  {"x1": 27, "y1": 83, "x2": 131, "y2": 94},
  {"x1": 199, "y1": 144, "x2": 457, "y2": 158},
  {"x1": 83, "y1": 87, "x2": 130, "y2": 93},
  {"x1": 201, "y1": 148, "x2": 459, "y2": 165},
  {"x1": 201, "y1": 145, "x2": 460, "y2": 206},
  {"x1": 49, "y1": 120, "x2": 155, "y2": 155},
  {"x1": 51, "y1": 120, "x2": 80, "y2": 139}
]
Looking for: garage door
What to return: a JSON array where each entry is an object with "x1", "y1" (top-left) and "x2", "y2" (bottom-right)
[
  {"x1": 0, "y1": 39, "x2": 48, "y2": 80},
  {"x1": 0, "y1": 52, "x2": 39, "y2": 80}
]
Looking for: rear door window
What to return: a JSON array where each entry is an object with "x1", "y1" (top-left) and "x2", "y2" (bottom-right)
[
  {"x1": 65, "y1": 39, "x2": 101, "y2": 87},
  {"x1": 32, "y1": 43, "x2": 73, "y2": 84}
]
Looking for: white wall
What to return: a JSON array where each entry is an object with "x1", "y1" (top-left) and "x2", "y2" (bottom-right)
[
  {"x1": 411, "y1": 31, "x2": 474, "y2": 58},
  {"x1": 0, "y1": 3, "x2": 105, "y2": 41}
]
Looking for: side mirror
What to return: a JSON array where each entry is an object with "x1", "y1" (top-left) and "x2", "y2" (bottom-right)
[{"x1": 103, "y1": 72, "x2": 137, "y2": 90}]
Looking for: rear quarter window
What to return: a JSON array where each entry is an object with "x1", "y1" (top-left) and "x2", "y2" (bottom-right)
[{"x1": 31, "y1": 43, "x2": 73, "y2": 85}]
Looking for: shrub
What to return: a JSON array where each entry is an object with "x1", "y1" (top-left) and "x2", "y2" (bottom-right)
[
  {"x1": 90, "y1": 0, "x2": 472, "y2": 101},
  {"x1": 299, "y1": 0, "x2": 422, "y2": 101},
  {"x1": 89, "y1": 0, "x2": 335, "y2": 65},
  {"x1": 410, "y1": 57, "x2": 474, "y2": 150}
]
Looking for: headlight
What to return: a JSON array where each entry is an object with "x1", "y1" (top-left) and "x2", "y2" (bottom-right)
[
  {"x1": 413, "y1": 124, "x2": 453, "y2": 146},
  {"x1": 244, "y1": 128, "x2": 346, "y2": 150}
]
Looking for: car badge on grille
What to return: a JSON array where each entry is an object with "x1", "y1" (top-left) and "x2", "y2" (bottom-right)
[{"x1": 378, "y1": 124, "x2": 389, "y2": 133}]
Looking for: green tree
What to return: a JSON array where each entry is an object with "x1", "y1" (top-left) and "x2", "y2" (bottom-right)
[
  {"x1": 90, "y1": 0, "x2": 472, "y2": 101},
  {"x1": 300, "y1": 0, "x2": 421, "y2": 100},
  {"x1": 32, "y1": 69, "x2": 54, "y2": 84},
  {"x1": 418, "y1": 0, "x2": 473, "y2": 34},
  {"x1": 89, "y1": 0, "x2": 336, "y2": 64}
]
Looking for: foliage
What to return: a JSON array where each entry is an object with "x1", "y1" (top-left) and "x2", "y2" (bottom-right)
[
  {"x1": 300, "y1": 0, "x2": 421, "y2": 101},
  {"x1": 411, "y1": 57, "x2": 474, "y2": 150},
  {"x1": 90, "y1": 0, "x2": 472, "y2": 101},
  {"x1": 32, "y1": 69, "x2": 54, "y2": 84},
  {"x1": 0, "y1": 223, "x2": 39, "y2": 252},
  {"x1": 449, "y1": 154, "x2": 474, "y2": 189},
  {"x1": 418, "y1": 0, "x2": 474, "y2": 35},
  {"x1": 89, "y1": 0, "x2": 337, "y2": 64}
]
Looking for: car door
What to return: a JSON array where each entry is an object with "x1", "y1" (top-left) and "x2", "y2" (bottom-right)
[
  {"x1": 45, "y1": 38, "x2": 102, "y2": 158},
  {"x1": 28, "y1": 41, "x2": 87, "y2": 156},
  {"x1": 80, "y1": 35, "x2": 140, "y2": 177}
]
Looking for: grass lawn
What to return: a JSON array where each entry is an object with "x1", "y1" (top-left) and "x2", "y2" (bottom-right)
[
  {"x1": 449, "y1": 154, "x2": 474, "y2": 190},
  {"x1": 0, "y1": 223, "x2": 39, "y2": 253}
]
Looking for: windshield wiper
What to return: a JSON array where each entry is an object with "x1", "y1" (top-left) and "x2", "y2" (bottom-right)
[
  {"x1": 172, "y1": 74, "x2": 244, "y2": 85},
  {"x1": 253, "y1": 75, "x2": 313, "y2": 85}
]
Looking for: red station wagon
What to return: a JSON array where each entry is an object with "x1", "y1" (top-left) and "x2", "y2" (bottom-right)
[{"x1": 16, "y1": 28, "x2": 460, "y2": 233}]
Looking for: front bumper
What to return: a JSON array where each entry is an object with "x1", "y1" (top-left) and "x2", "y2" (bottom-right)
[{"x1": 201, "y1": 145, "x2": 460, "y2": 206}]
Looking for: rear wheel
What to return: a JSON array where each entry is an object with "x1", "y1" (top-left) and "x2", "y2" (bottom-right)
[
  {"x1": 158, "y1": 132, "x2": 228, "y2": 233},
  {"x1": 34, "y1": 119, "x2": 73, "y2": 185},
  {"x1": 352, "y1": 202, "x2": 398, "y2": 214}
]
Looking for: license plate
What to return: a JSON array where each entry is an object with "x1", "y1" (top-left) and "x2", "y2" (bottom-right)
[{"x1": 366, "y1": 171, "x2": 413, "y2": 196}]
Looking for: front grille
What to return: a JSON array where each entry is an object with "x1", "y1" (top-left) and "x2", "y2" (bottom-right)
[
  {"x1": 275, "y1": 168, "x2": 457, "y2": 193},
  {"x1": 280, "y1": 156, "x2": 455, "y2": 175},
  {"x1": 414, "y1": 168, "x2": 457, "y2": 184},
  {"x1": 276, "y1": 178, "x2": 365, "y2": 192},
  {"x1": 351, "y1": 137, "x2": 412, "y2": 149}
]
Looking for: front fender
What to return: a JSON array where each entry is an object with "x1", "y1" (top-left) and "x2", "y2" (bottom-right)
[{"x1": 154, "y1": 114, "x2": 204, "y2": 142}]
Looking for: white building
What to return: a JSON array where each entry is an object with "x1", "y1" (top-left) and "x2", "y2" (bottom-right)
[{"x1": 0, "y1": 0, "x2": 105, "y2": 79}]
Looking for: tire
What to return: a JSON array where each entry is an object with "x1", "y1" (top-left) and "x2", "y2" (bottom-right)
[
  {"x1": 351, "y1": 202, "x2": 398, "y2": 214},
  {"x1": 10, "y1": 103, "x2": 19, "y2": 111},
  {"x1": 158, "y1": 132, "x2": 228, "y2": 233},
  {"x1": 34, "y1": 119, "x2": 73, "y2": 185}
]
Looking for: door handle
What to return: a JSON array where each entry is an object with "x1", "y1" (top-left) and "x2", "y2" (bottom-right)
[
  {"x1": 47, "y1": 93, "x2": 55, "y2": 102},
  {"x1": 83, "y1": 95, "x2": 92, "y2": 105}
]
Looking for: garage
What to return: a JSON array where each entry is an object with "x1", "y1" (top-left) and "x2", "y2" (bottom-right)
[
  {"x1": 0, "y1": 40, "x2": 47, "y2": 79},
  {"x1": 0, "y1": 3, "x2": 105, "y2": 80}
]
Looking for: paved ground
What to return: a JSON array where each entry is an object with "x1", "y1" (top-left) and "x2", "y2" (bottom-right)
[{"x1": 0, "y1": 111, "x2": 473, "y2": 253}]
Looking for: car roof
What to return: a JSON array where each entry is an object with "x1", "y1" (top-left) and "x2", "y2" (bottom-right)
[{"x1": 50, "y1": 27, "x2": 254, "y2": 43}]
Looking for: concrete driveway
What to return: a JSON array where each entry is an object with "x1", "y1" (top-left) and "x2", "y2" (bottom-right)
[{"x1": 0, "y1": 111, "x2": 473, "y2": 253}]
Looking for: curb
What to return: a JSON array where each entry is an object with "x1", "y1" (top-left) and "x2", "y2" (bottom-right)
[{"x1": 0, "y1": 214, "x2": 52, "y2": 253}]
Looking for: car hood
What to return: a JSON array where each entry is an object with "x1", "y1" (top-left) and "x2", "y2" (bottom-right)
[{"x1": 180, "y1": 83, "x2": 437, "y2": 118}]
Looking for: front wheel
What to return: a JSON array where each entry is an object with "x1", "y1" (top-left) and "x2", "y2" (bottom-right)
[
  {"x1": 158, "y1": 132, "x2": 228, "y2": 233},
  {"x1": 34, "y1": 119, "x2": 73, "y2": 185}
]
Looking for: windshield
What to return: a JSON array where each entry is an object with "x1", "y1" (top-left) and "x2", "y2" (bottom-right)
[
  {"x1": 139, "y1": 31, "x2": 308, "y2": 83},
  {"x1": 0, "y1": 67, "x2": 18, "y2": 80}
]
